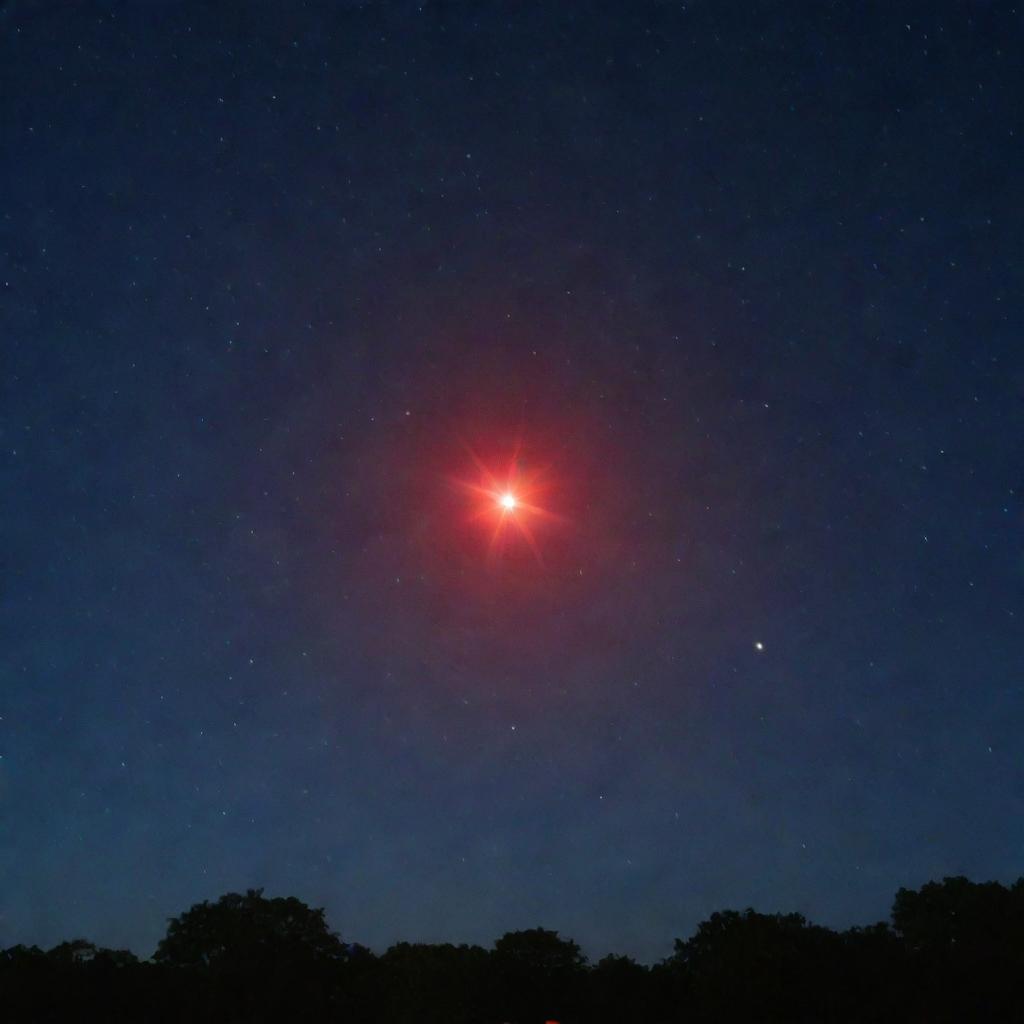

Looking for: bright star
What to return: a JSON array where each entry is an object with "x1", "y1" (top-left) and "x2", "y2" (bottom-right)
[{"x1": 453, "y1": 441, "x2": 562, "y2": 567}]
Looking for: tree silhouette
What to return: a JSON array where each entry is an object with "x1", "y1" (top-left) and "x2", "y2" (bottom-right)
[
  {"x1": 891, "y1": 876, "x2": 1024, "y2": 1020},
  {"x1": 154, "y1": 888, "x2": 345, "y2": 969},
  {"x1": 669, "y1": 909, "x2": 844, "y2": 1022},
  {"x1": 153, "y1": 889, "x2": 349, "y2": 1023},
  {"x1": 491, "y1": 927, "x2": 587, "y2": 1024},
  {"x1": 3, "y1": 874, "x2": 1024, "y2": 1023},
  {"x1": 892, "y1": 875, "x2": 1023, "y2": 954},
  {"x1": 379, "y1": 941, "x2": 490, "y2": 1024},
  {"x1": 585, "y1": 954, "x2": 653, "y2": 1024}
]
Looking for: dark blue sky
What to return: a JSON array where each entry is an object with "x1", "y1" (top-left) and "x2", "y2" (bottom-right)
[{"x1": 2, "y1": 1, "x2": 1022, "y2": 963}]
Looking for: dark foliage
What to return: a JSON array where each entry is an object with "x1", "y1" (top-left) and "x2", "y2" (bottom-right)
[
  {"x1": 377, "y1": 941, "x2": 491, "y2": 1024},
  {"x1": 3, "y1": 876, "x2": 1024, "y2": 1022}
]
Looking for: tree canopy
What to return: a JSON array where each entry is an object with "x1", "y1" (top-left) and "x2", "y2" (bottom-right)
[
  {"x1": 4, "y1": 874, "x2": 1024, "y2": 1023},
  {"x1": 154, "y1": 888, "x2": 346, "y2": 970}
]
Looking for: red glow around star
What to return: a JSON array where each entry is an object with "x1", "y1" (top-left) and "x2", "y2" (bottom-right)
[{"x1": 454, "y1": 440, "x2": 561, "y2": 566}]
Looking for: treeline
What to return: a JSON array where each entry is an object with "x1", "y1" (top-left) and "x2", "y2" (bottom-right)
[{"x1": 3, "y1": 875, "x2": 1024, "y2": 1022}]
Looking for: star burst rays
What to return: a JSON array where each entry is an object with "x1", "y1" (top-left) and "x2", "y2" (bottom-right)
[{"x1": 454, "y1": 441, "x2": 560, "y2": 567}]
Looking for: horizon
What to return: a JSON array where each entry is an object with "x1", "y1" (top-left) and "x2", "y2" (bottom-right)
[{"x1": 8, "y1": 868, "x2": 1023, "y2": 967}]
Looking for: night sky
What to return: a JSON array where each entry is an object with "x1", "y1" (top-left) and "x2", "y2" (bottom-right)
[{"x1": 3, "y1": 1, "x2": 1023, "y2": 964}]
